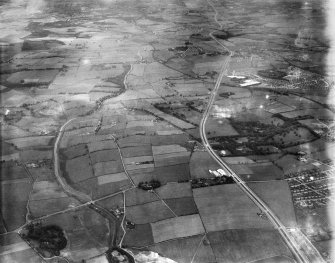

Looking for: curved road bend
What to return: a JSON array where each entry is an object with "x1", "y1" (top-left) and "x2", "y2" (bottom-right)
[
  {"x1": 54, "y1": 119, "x2": 134, "y2": 261},
  {"x1": 202, "y1": 2, "x2": 325, "y2": 262}
]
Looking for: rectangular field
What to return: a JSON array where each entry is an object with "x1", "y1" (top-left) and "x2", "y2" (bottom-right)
[
  {"x1": 118, "y1": 135, "x2": 151, "y2": 147},
  {"x1": 208, "y1": 229, "x2": 293, "y2": 263},
  {"x1": 66, "y1": 155, "x2": 94, "y2": 183},
  {"x1": 126, "y1": 200, "x2": 174, "y2": 224},
  {"x1": 88, "y1": 140, "x2": 117, "y2": 152},
  {"x1": 124, "y1": 155, "x2": 153, "y2": 165},
  {"x1": 123, "y1": 223, "x2": 154, "y2": 247},
  {"x1": 93, "y1": 160, "x2": 123, "y2": 176},
  {"x1": 156, "y1": 182, "x2": 192, "y2": 199},
  {"x1": 62, "y1": 144, "x2": 88, "y2": 159},
  {"x1": 125, "y1": 188, "x2": 159, "y2": 206},
  {"x1": 193, "y1": 184, "x2": 272, "y2": 232},
  {"x1": 151, "y1": 214, "x2": 205, "y2": 243},
  {"x1": 154, "y1": 151, "x2": 190, "y2": 167},
  {"x1": 90, "y1": 149, "x2": 121, "y2": 164},
  {"x1": 152, "y1": 144, "x2": 187, "y2": 155},
  {"x1": 164, "y1": 197, "x2": 198, "y2": 216},
  {"x1": 121, "y1": 145, "x2": 152, "y2": 158},
  {"x1": 97, "y1": 172, "x2": 128, "y2": 185}
]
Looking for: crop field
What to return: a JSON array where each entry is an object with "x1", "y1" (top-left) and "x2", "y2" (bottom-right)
[
  {"x1": 97, "y1": 172, "x2": 128, "y2": 185},
  {"x1": 126, "y1": 120, "x2": 154, "y2": 129},
  {"x1": 93, "y1": 160, "x2": 123, "y2": 176},
  {"x1": 189, "y1": 151, "x2": 220, "y2": 179},
  {"x1": 121, "y1": 145, "x2": 152, "y2": 158},
  {"x1": 173, "y1": 108, "x2": 202, "y2": 125},
  {"x1": 150, "y1": 134, "x2": 189, "y2": 146},
  {"x1": 87, "y1": 140, "x2": 117, "y2": 153},
  {"x1": 152, "y1": 144, "x2": 187, "y2": 155},
  {"x1": 62, "y1": 144, "x2": 88, "y2": 159},
  {"x1": 208, "y1": 229, "x2": 292, "y2": 263},
  {"x1": 66, "y1": 155, "x2": 94, "y2": 183},
  {"x1": 125, "y1": 188, "x2": 159, "y2": 206},
  {"x1": 274, "y1": 154, "x2": 313, "y2": 174},
  {"x1": 0, "y1": 162, "x2": 27, "y2": 181},
  {"x1": 62, "y1": 134, "x2": 111, "y2": 148},
  {"x1": 156, "y1": 182, "x2": 192, "y2": 199},
  {"x1": 248, "y1": 181, "x2": 297, "y2": 227},
  {"x1": 124, "y1": 155, "x2": 153, "y2": 165},
  {"x1": 2, "y1": 180, "x2": 31, "y2": 230},
  {"x1": 254, "y1": 255, "x2": 295, "y2": 263},
  {"x1": 229, "y1": 164, "x2": 254, "y2": 175},
  {"x1": 129, "y1": 163, "x2": 191, "y2": 185},
  {"x1": 6, "y1": 136, "x2": 54, "y2": 149},
  {"x1": 148, "y1": 235, "x2": 207, "y2": 263},
  {"x1": 93, "y1": 179, "x2": 131, "y2": 199},
  {"x1": 193, "y1": 184, "x2": 272, "y2": 232},
  {"x1": 126, "y1": 163, "x2": 155, "y2": 171},
  {"x1": 126, "y1": 200, "x2": 174, "y2": 224},
  {"x1": 19, "y1": 149, "x2": 53, "y2": 162},
  {"x1": 96, "y1": 192, "x2": 124, "y2": 211},
  {"x1": 118, "y1": 135, "x2": 151, "y2": 148},
  {"x1": 29, "y1": 197, "x2": 79, "y2": 218},
  {"x1": 30, "y1": 180, "x2": 68, "y2": 200},
  {"x1": 151, "y1": 214, "x2": 205, "y2": 243},
  {"x1": 123, "y1": 223, "x2": 154, "y2": 247},
  {"x1": 164, "y1": 197, "x2": 198, "y2": 216},
  {"x1": 90, "y1": 149, "x2": 121, "y2": 164},
  {"x1": 154, "y1": 151, "x2": 190, "y2": 167}
]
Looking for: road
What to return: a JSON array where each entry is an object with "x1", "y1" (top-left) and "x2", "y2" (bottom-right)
[{"x1": 201, "y1": 1, "x2": 325, "y2": 262}]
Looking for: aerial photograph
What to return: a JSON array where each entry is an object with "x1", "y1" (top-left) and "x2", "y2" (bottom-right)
[{"x1": 0, "y1": 0, "x2": 334, "y2": 262}]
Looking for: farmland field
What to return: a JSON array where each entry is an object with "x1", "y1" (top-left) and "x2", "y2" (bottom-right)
[
  {"x1": 121, "y1": 145, "x2": 152, "y2": 158},
  {"x1": 248, "y1": 181, "x2": 297, "y2": 227},
  {"x1": 189, "y1": 151, "x2": 220, "y2": 179},
  {"x1": 61, "y1": 144, "x2": 88, "y2": 159},
  {"x1": 150, "y1": 134, "x2": 189, "y2": 146},
  {"x1": 148, "y1": 234, "x2": 215, "y2": 263},
  {"x1": 208, "y1": 229, "x2": 293, "y2": 263},
  {"x1": 155, "y1": 182, "x2": 192, "y2": 199},
  {"x1": 66, "y1": 155, "x2": 94, "y2": 183},
  {"x1": 151, "y1": 214, "x2": 205, "y2": 243},
  {"x1": 87, "y1": 140, "x2": 117, "y2": 152},
  {"x1": 90, "y1": 149, "x2": 121, "y2": 164},
  {"x1": 125, "y1": 188, "x2": 159, "y2": 206},
  {"x1": 0, "y1": 162, "x2": 27, "y2": 181},
  {"x1": 154, "y1": 151, "x2": 190, "y2": 167},
  {"x1": 164, "y1": 197, "x2": 198, "y2": 216},
  {"x1": 240, "y1": 163, "x2": 284, "y2": 181},
  {"x1": 93, "y1": 160, "x2": 123, "y2": 176},
  {"x1": 126, "y1": 201, "x2": 174, "y2": 224},
  {"x1": 123, "y1": 223, "x2": 154, "y2": 247},
  {"x1": 129, "y1": 163, "x2": 191, "y2": 184},
  {"x1": 193, "y1": 184, "x2": 272, "y2": 232},
  {"x1": 19, "y1": 149, "x2": 53, "y2": 162},
  {"x1": 118, "y1": 135, "x2": 151, "y2": 148},
  {"x1": 152, "y1": 144, "x2": 187, "y2": 155},
  {"x1": 1, "y1": 180, "x2": 31, "y2": 230}
]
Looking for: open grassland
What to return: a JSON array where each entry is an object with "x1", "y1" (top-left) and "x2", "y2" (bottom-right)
[
  {"x1": 123, "y1": 223, "x2": 154, "y2": 247},
  {"x1": 248, "y1": 181, "x2": 297, "y2": 228},
  {"x1": 151, "y1": 214, "x2": 205, "y2": 243},
  {"x1": 208, "y1": 229, "x2": 293, "y2": 263},
  {"x1": 190, "y1": 151, "x2": 221, "y2": 179},
  {"x1": 193, "y1": 184, "x2": 272, "y2": 232},
  {"x1": 126, "y1": 200, "x2": 175, "y2": 224}
]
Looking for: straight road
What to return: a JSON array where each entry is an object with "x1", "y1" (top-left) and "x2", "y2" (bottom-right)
[{"x1": 202, "y1": 2, "x2": 325, "y2": 262}]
